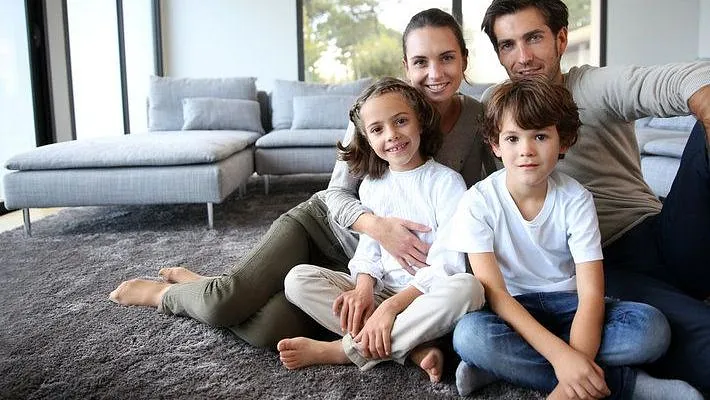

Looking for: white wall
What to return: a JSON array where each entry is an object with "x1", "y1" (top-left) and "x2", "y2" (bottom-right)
[
  {"x1": 700, "y1": 0, "x2": 710, "y2": 58},
  {"x1": 606, "y1": 0, "x2": 701, "y2": 65},
  {"x1": 160, "y1": 0, "x2": 297, "y2": 92}
]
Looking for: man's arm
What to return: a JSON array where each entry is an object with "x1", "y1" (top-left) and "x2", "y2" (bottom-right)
[
  {"x1": 568, "y1": 260, "x2": 605, "y2": 360},
  {"x1": 688, "y1": 84, "x2": 710, "y2": 134}
]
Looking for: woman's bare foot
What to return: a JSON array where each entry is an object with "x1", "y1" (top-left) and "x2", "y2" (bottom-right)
[
  {"x1": 109, "y1": 279, "x2": 171, "y2": 307},
  {"x1": 409, "y1": 345, "x2": 444, "y2": 383},
  {"x1": 276, "y1": 337, "x2": 350, "y2": 370},
  {"x1": 158, "y1": 266, "x2": 205, "y2": 283}
]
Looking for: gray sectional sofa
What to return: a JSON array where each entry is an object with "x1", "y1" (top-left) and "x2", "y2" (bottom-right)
[
  {"x1": 635, "y1": 115, "x2": 697, "y2": 198},
  {"x1": 3, "y1": 76, "x2": 373, "y2": 234}
]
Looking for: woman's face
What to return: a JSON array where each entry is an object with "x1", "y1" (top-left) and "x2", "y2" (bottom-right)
[{"x1": 403, "y1": 26, "x2": 466, "y2": 106}]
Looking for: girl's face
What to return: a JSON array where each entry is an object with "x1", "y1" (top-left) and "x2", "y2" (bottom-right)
[
  {"x1": 403, "y1": 26, "x2": 466, "y2": 106},
  {"x1": 492, "y1": 110, "x2": 566, "y2": 191},
  {"x1": 360, "y1": 92, "x2": 425, "y2": 172}
]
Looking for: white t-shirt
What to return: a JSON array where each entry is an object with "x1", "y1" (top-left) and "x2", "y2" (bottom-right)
[
  {"x1": 439, "y1": 169, "x2": 603, "y2": 296},
  {"x1": 348, "y1": 159, "x2": 467, "y2": 293}
]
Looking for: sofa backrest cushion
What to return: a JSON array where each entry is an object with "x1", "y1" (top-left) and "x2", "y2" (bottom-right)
[
  {"x1": 182, "y1": 97, "x2": 265, "y2": 133},
  {"x1": 148, "y1": 76, "x2": 257, "y2": 131},
  {"x1": 291, "y1": 95, "x2": 356, "y2": 130},
  {"x1": 271, "y1": 78, "x2": 372, "y2": 130}
]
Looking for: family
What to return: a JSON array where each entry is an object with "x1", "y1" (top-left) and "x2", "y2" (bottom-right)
[{"x1": 109, "y1": 0, "x2": 710, "y2": 398}]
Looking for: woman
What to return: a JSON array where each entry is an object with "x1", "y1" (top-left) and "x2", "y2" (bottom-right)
[{"x1": 109, "y1": 8, "x2": 494, "y2": 349}]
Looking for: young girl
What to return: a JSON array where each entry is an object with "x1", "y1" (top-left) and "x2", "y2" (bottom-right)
[
  {"x1": 444, "y1": 76, "x2": 703, "y2": 399},
  {"x1": 276, "y1": 77, "x2": 485, "y2": 383}
]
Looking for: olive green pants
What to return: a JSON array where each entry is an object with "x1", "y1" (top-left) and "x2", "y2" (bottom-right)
[{"x1": 160, "y1": 194, "x2": 350, "y2": 348}]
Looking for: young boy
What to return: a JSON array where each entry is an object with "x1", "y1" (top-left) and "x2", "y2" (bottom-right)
[{"x1": 440, "y1": 76, "x2": 703, "y2": 399}]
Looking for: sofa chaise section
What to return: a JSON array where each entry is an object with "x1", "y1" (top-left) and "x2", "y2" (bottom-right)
[
  {"x1": 4, "y1": 76, "x2": 265, "y2": 235},
  {"x1": 4, "y1": 131, "x2": 260, "y2": 234}
]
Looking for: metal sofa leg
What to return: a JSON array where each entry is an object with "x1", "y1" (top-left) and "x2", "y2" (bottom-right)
[
  {"x1": 23, "y1": 208, "x2": 32, "y2": 237},
  {"x1": 206, "y1": 203, "x2": 214, "y2": 229},
  {"x1": 264, "y1": 175, "x2": 270, "y2": 195}
]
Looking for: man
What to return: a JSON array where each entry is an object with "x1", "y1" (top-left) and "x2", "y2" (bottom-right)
[{"x1": 476, "y1": 0, "x2": 710, "y2": 394}]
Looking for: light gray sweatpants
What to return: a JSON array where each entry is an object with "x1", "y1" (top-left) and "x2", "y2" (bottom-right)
[{"x1": 283, "y1": 264, "x2": 485, "y2": 370}]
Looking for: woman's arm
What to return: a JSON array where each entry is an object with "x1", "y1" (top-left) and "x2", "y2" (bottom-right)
[
  {"x1": 469, "y1": 252, "x2": 610, "y2": 399},
  {"x1": 689, "y1": 84, "x2": 710, "y2": 133},
  {"x1": 569, "y1": 260, "x2": 605, "y2": 360}
]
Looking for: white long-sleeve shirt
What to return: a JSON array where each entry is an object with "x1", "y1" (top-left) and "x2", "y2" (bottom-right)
[{"x1": 347, "y1": 159, "x2": 467, "y2": 293}]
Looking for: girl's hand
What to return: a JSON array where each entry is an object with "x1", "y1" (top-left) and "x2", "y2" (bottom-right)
[
  {"x1": 551, "y1": 347, "x2": 610, "y2": 399},
  {"x1": 333, "y1": 287, "x2": 375, "y2": 336},
  {"x1": 372, "y1": 216, "x2": 431, "y2": 273},
  {"x1": 353, "y1": 302, "x2": 397, "y2": 359}
]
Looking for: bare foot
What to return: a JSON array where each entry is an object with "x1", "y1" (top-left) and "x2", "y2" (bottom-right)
[
  {"x1": 109, "y1": 279, "x2": 171, "y2": 307},
  {"x1": 158, "y1": 266, "x2": 205, "y2": 283},
  {"x1": 409, "y1": 345, "x2": 444, "y2": 383},
  {"x1": 276, "y1": 337, "x2": 349, "y2": 370}
]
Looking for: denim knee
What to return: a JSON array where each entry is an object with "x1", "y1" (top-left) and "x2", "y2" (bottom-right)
[
  {"x1": 453, "y1": 312, "x2": 496, "y2": 366},
  {"x1": 603, "y1": 301, "x2": 670, "y2": 365}
]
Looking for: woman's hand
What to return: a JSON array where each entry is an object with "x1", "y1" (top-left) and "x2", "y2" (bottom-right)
[
  {"x1": 550, "y1": 347, "x2": 610, "y2": 399},
  {"x1": 353, "y1": 301, "x2": 398, "y2": 359},
  {"x1": 369, "y1": 216, "x2": 432, "y2": 273}
]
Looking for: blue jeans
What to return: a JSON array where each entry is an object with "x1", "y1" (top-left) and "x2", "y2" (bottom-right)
[
  {"x1": 453, "y1": 292, "x2": 670, "y2": 399},
  {"x1": 604, "y1": 121, "x2": 710, "y2": 390}
]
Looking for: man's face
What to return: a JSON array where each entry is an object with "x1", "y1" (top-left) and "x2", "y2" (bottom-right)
[{"x1": 492, "y1": 6, "x2": 568, "y2": 83}]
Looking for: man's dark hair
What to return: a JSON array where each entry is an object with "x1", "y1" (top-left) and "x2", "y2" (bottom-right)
[{"x1": 481, "y1": 0, "x2": 569, "y2": 53}]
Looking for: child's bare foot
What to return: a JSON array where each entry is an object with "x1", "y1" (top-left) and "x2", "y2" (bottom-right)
[
  {"x1": 158, "y1": 266, "x2": 204, "y2": 283},
  {"x1": 409, "y1": 345, "x2": 444, "y2": 383},
  {"x1": 276, "y1": 337, "x2": 349, "y2": 370},
  {"x1": 109, "y1": 279, "x2": 171, "y2": 307}
]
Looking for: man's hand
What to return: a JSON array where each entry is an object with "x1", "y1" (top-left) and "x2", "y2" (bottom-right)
[
  {"x1": 353, "y1": 301, "x2": 397, "y2": 359},
  {"x1": 369, "y1": 216, "x2": 431, "y2": 273},
  {"x1": 689, "y1": 84, "x2": 710, "y2": 137},
  {"x1": 550, "y1": 347, "x2": 610, "y2": 399},
  {"x1": 333, "y1": 276, "x2": 375, "y2": 336}
]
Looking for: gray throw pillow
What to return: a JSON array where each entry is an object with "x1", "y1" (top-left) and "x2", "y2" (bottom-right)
[
  {"x1": 647, "y1": 115, "x2": 697, "y2": 131},
  {"x1": 182, "y1": 97, "x2": 265, "y2": 133},
  {"x1": 291, "y1": 95, "x2": 355, "y2": 129},
  {"x1": 148, "y1": 76, "x2": 257, "y2": 131},
  {"x1": 271, "y1": 78, "x2": 372, "y2": 130}
]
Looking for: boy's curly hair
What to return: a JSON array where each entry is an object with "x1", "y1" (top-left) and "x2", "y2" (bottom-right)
[
  {"x1": 338, "y1": 77, "x2": 443, "y2": 179},
  {"x1": 481, "y1": 75, "x2": 580, "y2": 150}
]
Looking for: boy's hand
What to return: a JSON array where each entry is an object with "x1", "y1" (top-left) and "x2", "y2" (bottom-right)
[
  {"x1": 333, "y1": 286, "x2": 375, "y2": 336},
  {"x1": 353, "y1": 301, "x2": 397, "y2": 359},
  {"x1": 551, "y1": 347, "x2": 610, "y2": 399}
]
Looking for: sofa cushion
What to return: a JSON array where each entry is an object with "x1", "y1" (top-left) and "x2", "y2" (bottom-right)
[
  {"x1": 182, "y1": 97, "x2": 265, "y2": 133},
  {"x1": 148, "y1": 76, "x2": 257, "y2": 131},
  {"x1": 643, "y1": 137, "x2": 689, "y2": 158},
  {"x1": 647, "y1": 115, "x2": 697, "y2": 131},
  {"x1": 291, "y1": 95, "x2": 355, "y2": 129},
  {"x1": 5, "y1": 131, "x2": 261, "y2": 170},
  {"x1": 255, "y1": 129, "x2": 344, "y2": 148},
  {"x1": 271, "y1": 78, "x2": 372, "y2": 130}
]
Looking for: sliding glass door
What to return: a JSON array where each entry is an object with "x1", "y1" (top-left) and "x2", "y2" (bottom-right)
[{"x1": 0, "y1": 0, "x2": 38, "y2": 201}]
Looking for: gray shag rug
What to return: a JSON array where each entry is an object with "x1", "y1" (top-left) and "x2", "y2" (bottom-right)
[{"x1": 0, "y1": 174, "x2": 542, "y2": 399}]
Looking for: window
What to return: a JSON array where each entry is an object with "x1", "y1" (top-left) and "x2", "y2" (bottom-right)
[
  {"x1": 66, "y1": 0, "x2": 157, "y2": 139},
  {"x1": 0, "y1": 0, "x2": 37, "y2": 200},
  {"x1": 300, "y1": 0, "x2": 603, "y2": 84}
]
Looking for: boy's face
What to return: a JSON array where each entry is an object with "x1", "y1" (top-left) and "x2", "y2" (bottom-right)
[
  {"x1": 360, "y1": 92, "x2": 425, "y2": 172},
  {"x1": 492, "y1": 6, "x2": 567, "y2": 84},
  {"x1": 492, "y1": 111, "x2": 566, "y2": 189}
]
